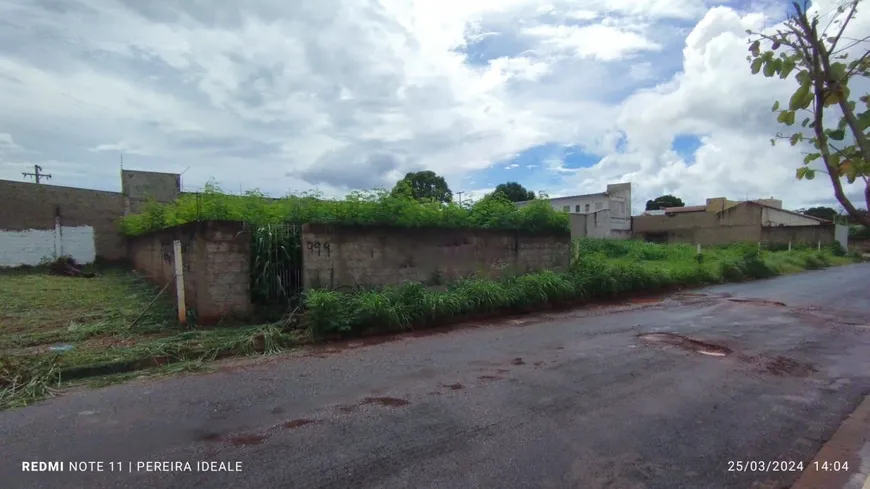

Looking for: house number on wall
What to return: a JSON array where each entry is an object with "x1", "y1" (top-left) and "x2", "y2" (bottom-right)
[{"x1": 307, "y1": 241, "x2": 331, "y2": 257}]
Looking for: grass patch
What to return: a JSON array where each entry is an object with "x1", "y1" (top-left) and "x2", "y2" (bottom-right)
[{"x1": 302, "y1": 239, "x2": 862, "y2": 339}]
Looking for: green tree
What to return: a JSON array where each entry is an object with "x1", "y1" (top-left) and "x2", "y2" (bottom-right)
[
  {"x1": 746, "y1": 0, "x2": 870, "y2": 227},
  {"x1": 645, "y1": 194, "x2": 686, "y2": 211},
  {"x1": 493, "y1": 181, "x2": 536, "y2": 202},
  {"x1": 801, "y1": 205, "x2": 839, "y2": 220},
  {"x1": 390, "y1": 171, "x2": 453, "y2": 204}
]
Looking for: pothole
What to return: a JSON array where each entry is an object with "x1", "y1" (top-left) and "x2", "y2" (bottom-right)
[
  {"x1": 637, "y1": 333, "x2": 732, "y2": 357},
  {"x1": 728, "y1": 298, "x2": 787, "y2": 307}
]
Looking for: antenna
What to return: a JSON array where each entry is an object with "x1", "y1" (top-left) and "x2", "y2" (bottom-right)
[{"x1": 22, "y1": 164, "x2": 51, "y2": 184}]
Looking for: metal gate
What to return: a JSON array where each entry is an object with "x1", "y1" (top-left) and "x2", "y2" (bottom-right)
[{"x1": 247, "y1": 222, "x2": 304, "y2": 306}]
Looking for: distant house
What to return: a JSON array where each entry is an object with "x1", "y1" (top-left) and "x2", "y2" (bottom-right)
[
  {"x1": 515, "y1": 183, "x2": 632, "y2": 239},
  {"x1": 632, "y1": 197, "x2": 847, "y2": 248}
]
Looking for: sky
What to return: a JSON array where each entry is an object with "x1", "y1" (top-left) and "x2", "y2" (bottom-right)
[{"x1": 0, "y1": 0, "x2": 867, "y2": 214}]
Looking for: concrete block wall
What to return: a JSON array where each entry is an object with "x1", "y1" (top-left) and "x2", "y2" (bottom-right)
[
  {"x1": 121, "y1": 170, "x2": 181, "y2": 215},
  {"x1": 0, "y1": 179, "x2": 126, "y2": 261},
  {"x1": 128, "y1": 221, "x2": 251, "y2": 325},
  {"x1": 761, "y1": 225, "x2": 836, "y2": 246},
  {"x1": 0, "y1": 225, "x2": 96, "y2": 267},
  {"x1": 301, "y1": 223, "x2": 571, "y2": 289}
]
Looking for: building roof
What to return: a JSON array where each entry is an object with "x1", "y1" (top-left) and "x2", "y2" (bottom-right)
[
  {"x1": 514, "y1": 191, "x2": 607, "y2": 205},
  {"x1": 740, "y1": 200, "x2": 831, "y2": 223}
]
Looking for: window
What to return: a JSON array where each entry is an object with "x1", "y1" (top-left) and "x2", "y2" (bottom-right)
[
  {"x1": 595, "y1": 202, "x2": 604, "y2": 210},
  {"x1": 562, "y1": 205, "x2": 570, "y2": 212},
  {"x1": 584, "y1": 204, "x2": 590, "y2": 213},
  {"x1": 575, "y1": 205, "x2": 580, "y2": 212}
]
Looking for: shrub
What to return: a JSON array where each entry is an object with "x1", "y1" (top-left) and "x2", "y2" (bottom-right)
[{"x1": 119, "y1": 182, "x2": 570, "y2": 236}]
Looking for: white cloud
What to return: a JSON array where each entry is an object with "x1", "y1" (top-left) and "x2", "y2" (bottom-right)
[{"x1": 0, "y1": 0, "x2": 864, "y2": 215}]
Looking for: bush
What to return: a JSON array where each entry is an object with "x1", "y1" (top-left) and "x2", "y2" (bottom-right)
[{"x1": 119, "y1": 182, "x2": 570, "y2": 236}]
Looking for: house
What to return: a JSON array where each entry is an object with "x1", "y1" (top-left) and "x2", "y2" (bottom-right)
[
  {"x1": 515, "y1": 183, "x2": 632, "y2": 239},
  {"x1": 632, "y1": 196, "x2": 848, "y2": 248}
]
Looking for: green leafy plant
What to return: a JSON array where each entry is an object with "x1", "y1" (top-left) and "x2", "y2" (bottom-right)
[{"x1": 746, "y1": 0, "x2": 870, "y2": 227}]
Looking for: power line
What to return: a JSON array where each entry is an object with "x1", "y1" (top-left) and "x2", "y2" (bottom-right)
[{"x1": 22, "y1": 164, "x2": 51, "y2": 184}]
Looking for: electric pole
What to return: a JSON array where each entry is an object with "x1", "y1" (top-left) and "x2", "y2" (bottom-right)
[
  {"x1": 456, "y1": 191, "x2": 464, "y2": 207},
  {"x1": 22, "y1": 165, "x2": 51, "y2": 184}
]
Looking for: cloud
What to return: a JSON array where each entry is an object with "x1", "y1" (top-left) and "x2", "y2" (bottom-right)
[{"x1": 0, "y1": 0, "x2": 864, "y2": 216}]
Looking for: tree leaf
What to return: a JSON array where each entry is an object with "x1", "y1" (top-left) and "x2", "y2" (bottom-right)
[
  {"x1": 785, "y1": 111, "x2": 796, "y2": 126},
  {"x1": 749, "y1": 40, "x2": 761, "y2": 57},
  {"x1": 803, "y1": 152, "x2": 821, "y2": 164},
  {"x1": 830, "y1": 62, "x2": 848, "y2": 82},
  {"x1": 763, "y1": 61, "x2": 776, "y2": 77},
  {"x1": 796, "y1": 167, "x2": 808, "y2": 180},
  {"x1": 828, "y1": 129, "x2": 846, "y2": 141},
  {"x1": 789, "y1": 84, "x2": 810, "y2": 110},
  {"x1": 751, "y1": 58, "x2": 763, "y2": 74},
  {"x1": 771, "y1": 101, "x2": 780, "y2": 112},
  {"x1": 779, "y1": 58, "x2": 795, "y2": 79},
  {"x1": 805, "y1": 169, "x2": 816, "y2": 180},
  {"x1": 801, "y1": 117, "x2": 810, "y2": 127},
  {"x1": 789, "y1": 133, "x2": 801, "y2": 146}
]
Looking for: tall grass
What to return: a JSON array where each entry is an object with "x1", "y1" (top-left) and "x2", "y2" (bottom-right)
[
  {"x1": 303, "y1": 239, "x2": 858, "y2": 339},
  {"x1": 119, "y1": 182, "x2": 570, "y2": 236}
]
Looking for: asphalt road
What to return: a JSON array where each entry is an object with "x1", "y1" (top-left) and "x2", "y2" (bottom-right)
[{"x1": 1, "y1": 264, "x2": 869, "y2": 489}]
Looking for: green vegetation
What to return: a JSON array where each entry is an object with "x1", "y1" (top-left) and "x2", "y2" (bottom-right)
[
  {"x1": 0, "y1": 238, "x2": 859, "y2": 410},
  {"x1": 0, "y1": 265, "x2": 300, "y2": 410},
  {"x1": 119, "y1": 182, "x2": 569, "y2": 237},
  {"x1": 303, "y1": 239, "x2": 859, "y2": 339},
  {"x1": 747, "y1": 0, "x2": 870, "y2": 227},
  {"x1": 645, "y1": 194, "x2": 686, "y2": 211}
]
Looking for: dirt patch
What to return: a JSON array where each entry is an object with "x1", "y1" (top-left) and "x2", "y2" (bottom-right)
[
  {"x1": 637, "y1": 333, "x2": 732, "y2": 357},
  {"x1": 533, "y1": 361, "x2": 544, "y2": 367},
  {"x1": 628, "y1": 297, "x2": 664, "y2": 304},
  {"x1": 227, "y1": 434, "x2": 266, "y2": 446},
  {"x1": 361, "y1": 396, "x2": 411, "y2": 407},
  {"x1": 511, "y1": 357, "x2": 525, "y2": 366},
  {"x1": 441, "y1": 383, "x2": 464, "y2": 390},
  {"x1": 478, "y1": 375, "x2": 502, "y2": 381},
  {"x1": 335, "y1": 404, "x2": 358, "y2": 414},
  {"x1": 764, "y1": 356, "x2": 817, "y2": 377},
  {"x1": 283, "y1": 418, "x2": 318, "y2": 429},
  {"x1": 197, "y1": 432, "x2": 223, "y2": 442},
  {"x1": 728, "y1": 298, "x2": 787, "y2": 307}
]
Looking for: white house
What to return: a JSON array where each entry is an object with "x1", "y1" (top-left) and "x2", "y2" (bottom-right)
[{"x1": 514, "y1": 183, "x2": 632, "y2": 238}]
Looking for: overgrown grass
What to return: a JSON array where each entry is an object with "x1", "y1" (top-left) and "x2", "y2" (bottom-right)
[
  {"x1": 303, "y1": 239, "x2": 861, "y2": 339},
  {"x1": 119, "y1": 182, "x2": 571, "y2": 236}
]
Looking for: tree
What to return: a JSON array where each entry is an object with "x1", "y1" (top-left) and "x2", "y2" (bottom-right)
[
  {"x1": 390, "y1": 171, "x2": 453, "y2": 203},
  {"x1": 746, "y1": 0, "x2": 870, "y2": 227},
  {"x1": 801, "y1": 205, "x2": 839, "y2": 220},
  {"x1": 493, "y1": 181, "x2": 536, "y2": 202},
  {"x1": 645, "y1": 194, "x2": 686, "y2": 210}
]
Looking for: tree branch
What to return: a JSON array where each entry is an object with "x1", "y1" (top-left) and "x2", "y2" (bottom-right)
[{"x1": 827, "y1": 0, "x2": 858, "y2": 53}]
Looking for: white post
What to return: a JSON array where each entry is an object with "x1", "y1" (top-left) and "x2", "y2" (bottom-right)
[
  {"x1": 696, "y1": 243, "x2": 701, "y2": 254},
  {"x1": 817, "y1": 240, "x2": 821, "y2": 252},
  {"x1": 173, "y1": 240, "x2": 187, "y2": 325},
  {"x1": 788, "y1": 241, "x2": 792, "y2": 252}
]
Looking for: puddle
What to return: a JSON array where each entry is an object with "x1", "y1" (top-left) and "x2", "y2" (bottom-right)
[{"x1": 637, "y1": 333, "x2": 732, "y2": 357}]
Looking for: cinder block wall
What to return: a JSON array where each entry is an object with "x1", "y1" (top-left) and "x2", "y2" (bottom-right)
[
  {"x1": 761, "y1": 225, "x2": 835, "y2": 245},
  {"x1": 301, "y1": 223, "x2": 571, "y2": 289},
  {"x1": 0, "y1": 180, "x2": 126, "y2": 260},
  {"x1": 128, "y1": 221, "x2": 251, "y2": 325}
]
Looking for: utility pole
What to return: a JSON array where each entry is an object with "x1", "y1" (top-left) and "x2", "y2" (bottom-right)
[
  {"x1": 456, "y1": 191, "x2": 464, "y2": 207},
  {"x1": 22, "y1": 164, "x2": 51, "y2": 184}
]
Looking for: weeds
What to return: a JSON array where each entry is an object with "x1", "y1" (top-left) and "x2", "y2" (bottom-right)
[{"x1": 303, "y1": 239, "x2": 858, "y2": 338}]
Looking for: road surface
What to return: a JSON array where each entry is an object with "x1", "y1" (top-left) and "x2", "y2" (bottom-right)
[{"x1": 1, "y1": 264, "x2": 869, "y2": 489}]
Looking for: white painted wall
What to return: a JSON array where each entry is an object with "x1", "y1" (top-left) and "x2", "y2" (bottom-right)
[
  {"x1": 761, "y1": 207, "x2": 822, "y2": 226},
  {"x1": 835, "y1": 224, "x2": 849, "y2": 250},
  {"x1": 0, "y1": 225, "x2": 96, "y2": 267}
]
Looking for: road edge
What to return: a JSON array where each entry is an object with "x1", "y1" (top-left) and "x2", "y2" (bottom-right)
[{"x1": 791, "y1": 394, "x2": 870, "y2": 489}]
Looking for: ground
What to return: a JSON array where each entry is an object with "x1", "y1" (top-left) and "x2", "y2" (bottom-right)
[{"x1": 0, "y1": 263, "x2": 867, "y2": 488}]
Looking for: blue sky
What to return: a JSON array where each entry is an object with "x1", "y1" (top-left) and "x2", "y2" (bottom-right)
[{"x1": 0, "y1": 0, "x2": 866, "y2": 213}]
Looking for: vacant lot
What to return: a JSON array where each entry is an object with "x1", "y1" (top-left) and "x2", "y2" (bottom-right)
[{"x1": 0, "y1": 266, "x2": 298, "y2": 409}]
